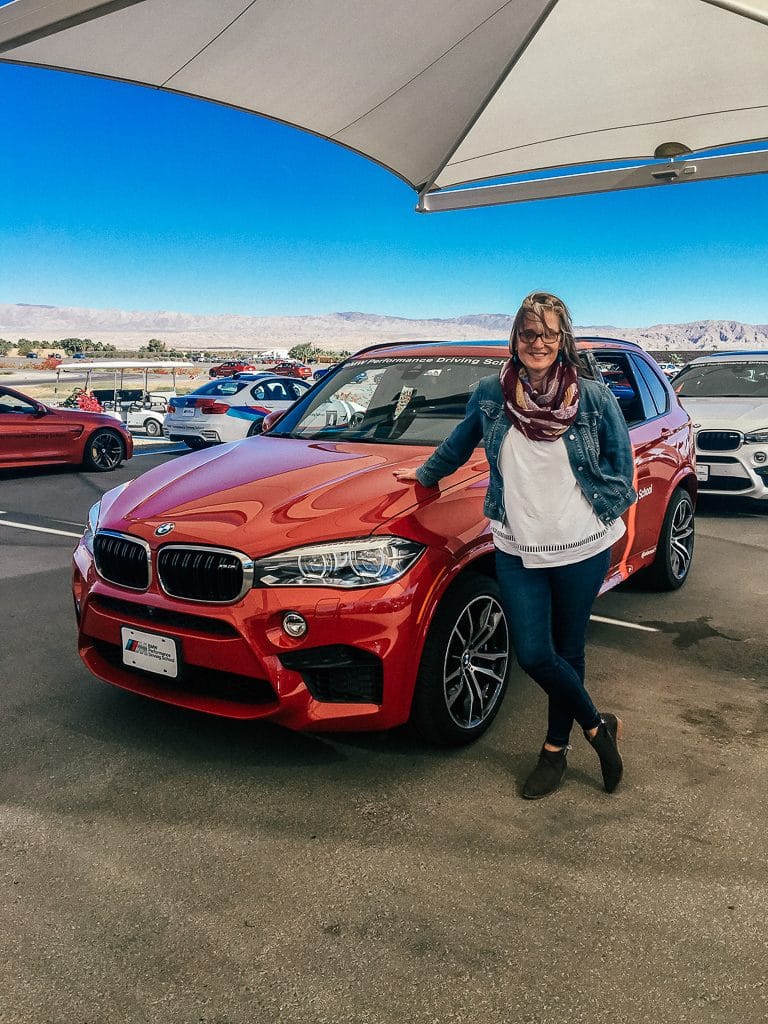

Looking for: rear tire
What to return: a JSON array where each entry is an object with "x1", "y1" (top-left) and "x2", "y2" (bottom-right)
[
  {"x1": 410, "y1": 573, "x2": 510, "y2": 746},
  {"x1": 646, "y1": 487, "x2": 695, "y2": 590},
  {"x1": 82, "y1": 429, "x2": 125, "y2": 472},
  {"x1": 184, "y1": 437, "x2": 207, "y2": 450},
  {"x1": 144, "y1": 418, "x2": 162, "y2": 437}
]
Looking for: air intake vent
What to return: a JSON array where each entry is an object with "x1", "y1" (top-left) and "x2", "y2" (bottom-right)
[
  {"x1": 93, "y1": 532, "x2": 151, "y2": 590},
  {"x1": 157, "y1": 545, "x2": 253, "y2": 603},
  {"x1": 697, "y1": 430, "x2": 742, "y2": 452}
]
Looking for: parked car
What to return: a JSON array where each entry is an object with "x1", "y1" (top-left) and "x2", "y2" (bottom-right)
[
  {"x1": 209, "y1": 360, "x2": 257, "y2": 378},
  {"x1": 0, "y1": 384, "x2": 132, "y2": 471},
  {"x1": 72, "y1": 339, "x2": 695, "y2": 744},
  {"x1": 25, "y1": 352, "x2": 39, "y2": 359},
  {"x1": 268, "y1": 360, "x2": 313, "y2": 379},
  {"x1": 656, "y1": 361, "x2": 679, "y2": 379},
  {"x1": 673, "y1": 350, "x2": 768, "y2": 498},
  {"x1": 163, "y1": 375, "x2": 310, "y2": 448}
]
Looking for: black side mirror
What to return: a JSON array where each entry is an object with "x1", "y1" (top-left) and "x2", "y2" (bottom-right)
[{"x1": 34, "y1": 406, "x2": 47, "y2": 417}]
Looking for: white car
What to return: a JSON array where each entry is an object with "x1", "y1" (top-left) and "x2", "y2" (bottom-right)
[
  {"x1": 674, "y1": 351, "x2": 768, "y2": 498},
  {"x1": 656, "y1": 361, "x2": 680, "y2": 379},
  {"x1": 163, "y1": 375, "x2": 310, "y2": 448}
]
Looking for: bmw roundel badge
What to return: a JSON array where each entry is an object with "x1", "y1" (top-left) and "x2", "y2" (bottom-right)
[{"x1": 155, "y1": 522, "x2": 175, "y2": 536}]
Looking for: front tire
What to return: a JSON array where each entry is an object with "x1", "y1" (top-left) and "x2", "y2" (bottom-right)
[
  {"x1": 410, "y1": 573, "x2": 510, "y2": 746},
  {"x1": 144, "y1": 418, "x2": 162, "y2": 437},
  {"x1": 82, "y1": 429, "x2": 125, "y2": 472},
  {"x1": 646, "y1": 487, "x2": 695, "y2": 590}
]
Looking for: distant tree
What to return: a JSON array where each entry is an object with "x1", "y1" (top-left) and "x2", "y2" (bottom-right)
[
  {"x1": 17, "y1": 338, "x2": 37, "y2": 356},
  {"x1": 0, "y1": 338, "x2": 11, "y2": 355},
  {"x1": 289, "y1": 343, "x2": 319, "y2": 362},
  {"x1": 60, "y1": 338, "x2": 91, "y2": 356}
]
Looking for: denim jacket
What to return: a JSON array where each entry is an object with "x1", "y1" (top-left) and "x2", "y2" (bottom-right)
[{"x1": 415, "y1": 374, "x2": 637, "y2": 525}]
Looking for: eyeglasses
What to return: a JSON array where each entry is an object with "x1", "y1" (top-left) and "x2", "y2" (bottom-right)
[{"x1": 517, "y1": 328, "x2": 561, "y2": 345}]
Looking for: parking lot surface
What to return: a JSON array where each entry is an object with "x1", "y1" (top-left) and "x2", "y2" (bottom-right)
[{"x1": 1, "y1": 455, "x2": 766, "y2": 1024}]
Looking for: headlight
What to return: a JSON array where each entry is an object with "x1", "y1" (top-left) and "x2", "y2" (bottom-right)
[
  {"x1": 744, "y1": 427, "x2": 768, "y2": 444},
  {"x1": 252, "y1": 536, "x2": 425, "y2": 588}
]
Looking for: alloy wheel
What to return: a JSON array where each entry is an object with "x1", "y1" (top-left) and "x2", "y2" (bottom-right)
[
  {"x1": 442, "y1": 595, "x2": 509, "y2": 730},
  {"x1": 669, "y1": 493, "x2": 694, "y2": 581}
]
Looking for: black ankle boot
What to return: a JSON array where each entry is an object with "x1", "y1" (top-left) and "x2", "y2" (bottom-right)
[
  {"x1": 586, "y1": 713, "x2": 623, "y2": 793},
  {"x1": 522, "y1": 746, "x2": 568, "y2": 800}
]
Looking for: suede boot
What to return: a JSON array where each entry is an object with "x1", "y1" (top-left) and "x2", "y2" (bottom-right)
[
  {"x1": 522, "y1": 745, "x2": 568, "y2": 800},
  {"x1": 586, "y1": 713, "x2": 624, "y2": 793}
]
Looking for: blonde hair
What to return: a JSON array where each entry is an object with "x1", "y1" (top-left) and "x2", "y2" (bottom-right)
[{"x1": 510, "y1": 291, "x2": 582, "y2": 372}]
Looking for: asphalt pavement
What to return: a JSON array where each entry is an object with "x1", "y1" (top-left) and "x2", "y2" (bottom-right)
[{"x1": 1, "y1": 456, "x2": 766, "y2": 1024}]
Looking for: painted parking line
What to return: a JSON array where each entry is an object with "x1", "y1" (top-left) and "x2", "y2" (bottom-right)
[
  {"x1": 590, "y1": 614, "x2": 659, "y2": 633},
  {"x1": 0, "y1": 518, "x2": 81, "y2": 539}
]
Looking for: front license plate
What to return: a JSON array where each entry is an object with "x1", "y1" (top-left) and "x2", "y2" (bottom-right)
[
  {"x1": 121, "y1": 626, "x2": 179, "y2": 679},
  {"x1": 696, "y1": 464, "x2": 710, "y2": 482}
]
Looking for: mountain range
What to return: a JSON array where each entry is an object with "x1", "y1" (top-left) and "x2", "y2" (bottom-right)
[{"x1": 2, "y1": 303, "x2": 767, "y2": 353}]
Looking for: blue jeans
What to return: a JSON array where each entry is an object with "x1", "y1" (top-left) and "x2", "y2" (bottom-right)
[{"x1": 494, "y1": 548, "x2": 610, "y2": 747}]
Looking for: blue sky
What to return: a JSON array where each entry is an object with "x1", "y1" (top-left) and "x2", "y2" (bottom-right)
[{"x1": 2, "y1": 58, "x2": 768, "y2": 327}]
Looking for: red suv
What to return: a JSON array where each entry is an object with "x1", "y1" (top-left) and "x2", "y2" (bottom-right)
[
  {"x1": 72, "y1": 340, "x2": 695, "y2": 743},
  {"x1": 0, "y1": 385, "x2": 133, "y2": 471},
  {"x1": 268, "y1": 361, "x2": 312, "y2": 379},
  {"x1": 209, "y1": 360, "x2": 256, "y2": 378}
]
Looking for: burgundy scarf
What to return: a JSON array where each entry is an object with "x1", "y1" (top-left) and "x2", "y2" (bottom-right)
[{"x1": 499, "y1": 358, "x2": 580, "y2": 441}]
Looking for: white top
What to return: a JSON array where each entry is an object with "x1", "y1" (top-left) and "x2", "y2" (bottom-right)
[{"x1": 490, "y1": 429, "x2": 625, "y2": 568}]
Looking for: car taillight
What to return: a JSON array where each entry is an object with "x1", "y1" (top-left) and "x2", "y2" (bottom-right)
[
  {"x1": 168, "y1": 403, "x2": 177, "y2": 412},
  {"x1": 200, "y1": 401, "x2": 230, "y2": 415}
]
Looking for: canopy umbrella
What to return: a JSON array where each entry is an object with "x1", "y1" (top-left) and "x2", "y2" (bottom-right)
[{"x1": 1, "y1": 0, "x2": 768, "y2": 210}]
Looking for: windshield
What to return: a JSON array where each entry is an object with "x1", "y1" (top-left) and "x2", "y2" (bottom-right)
[
  {"x1": 270, "y1": 354, "x2": 507, "y2": 445},
  {"x1": 675, "y1": 361, "x2": 768, "y2": 398}
]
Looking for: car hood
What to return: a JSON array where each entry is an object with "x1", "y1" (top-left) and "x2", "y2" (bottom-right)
[
  {"x1": 100, "y1": 436, "x2": 480, "y2": 555},
  {"x1": 679, "y1": 396, "x2": 768, "y2": 430}
]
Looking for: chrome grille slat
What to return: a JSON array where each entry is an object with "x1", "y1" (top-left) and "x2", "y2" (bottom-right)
[{"x1": 157, "y1": 545, "x2": 253, "y2": 603}]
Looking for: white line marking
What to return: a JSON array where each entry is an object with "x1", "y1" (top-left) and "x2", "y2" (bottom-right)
[
  {"x1": 590, "y1": 614, "x2": 659, "y2": 633},
  {"x1": 0, "y1": 518, "x2": 81, "y2": 539}
]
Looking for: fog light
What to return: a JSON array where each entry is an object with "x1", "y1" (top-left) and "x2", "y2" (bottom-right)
[
  {"x1": 753, "y1": 451, "x2": 767, "y2": 464},
  {"x1": 282, "y1": 612, "x2": 307, "y2": 638}
]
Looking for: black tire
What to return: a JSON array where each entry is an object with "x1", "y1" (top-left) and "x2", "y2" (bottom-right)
[
  {"x1": 247, "y1": 419, "x2": 264, "y2": 437},
  {"x1": 410, "y1": 572, "x2": 510, "y2": 746},
  {"x1": 82, "y1": 429, "x2": 125, "y2": 472},
  {"x1": 143, "y1": 418, "x2": 162, "y2": 437},
  {"x1": 184, "y1": 437, "x2": 207, "y2": 450},
  {"x1": 646, "y1": 487, "x2": 695, "y2": 590}
]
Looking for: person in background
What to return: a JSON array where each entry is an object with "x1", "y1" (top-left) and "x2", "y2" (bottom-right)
[{"x1": 395, "y1": 291, "x2": 636, "y2": 799}]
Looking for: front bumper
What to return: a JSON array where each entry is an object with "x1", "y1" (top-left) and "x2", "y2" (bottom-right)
[
  {"x1": 696, "y1": 446, "x2": 768, "y2": 498},
  {"x1": 72, "y1": 539, "x2": 445, "y2": 732}
]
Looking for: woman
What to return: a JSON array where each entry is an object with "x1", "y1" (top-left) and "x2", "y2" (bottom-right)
[{"x1": 395, "y1": 292, "x2": 636, "y2": 799}]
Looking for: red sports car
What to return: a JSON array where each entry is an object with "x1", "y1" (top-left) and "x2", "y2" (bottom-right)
[
  {"x1": 268, "y1": 361, "x2": 313, "y2": 379},
  {"x1": 72, "y1": 339, "x2": 695, "y2": 743},
  {"x1": 208, "y1": 360, "x2": 257, "y2": 378},
  {"x1": 0, "y1": 385, "x2": 133, "y2": 471}
]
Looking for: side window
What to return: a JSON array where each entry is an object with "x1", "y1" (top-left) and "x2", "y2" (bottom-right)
[
  {"x1": 593, "y1": 352, "x2": 652, "y2": 425},
  {"x1": 632, "y1": 356, "x2": 669, "y2": 416}
]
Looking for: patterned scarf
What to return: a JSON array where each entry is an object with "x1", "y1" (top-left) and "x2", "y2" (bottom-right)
[{"x1": 499, "y1": 358, "x2": 580, "y2": 441}]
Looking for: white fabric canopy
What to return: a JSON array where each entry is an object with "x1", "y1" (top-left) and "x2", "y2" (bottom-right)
[{"x1": 2, "y1": 0, "x2": 768, "y2": 209}]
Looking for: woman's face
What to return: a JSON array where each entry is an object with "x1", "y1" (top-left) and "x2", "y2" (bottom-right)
[{"x1": 514, "y1": 309, "x2": 562, "y2": 379}]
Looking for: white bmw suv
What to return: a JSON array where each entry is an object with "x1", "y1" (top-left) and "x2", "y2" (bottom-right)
[{"x1": 674, "y1": 351, "x2": 768, "y2": 499}]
